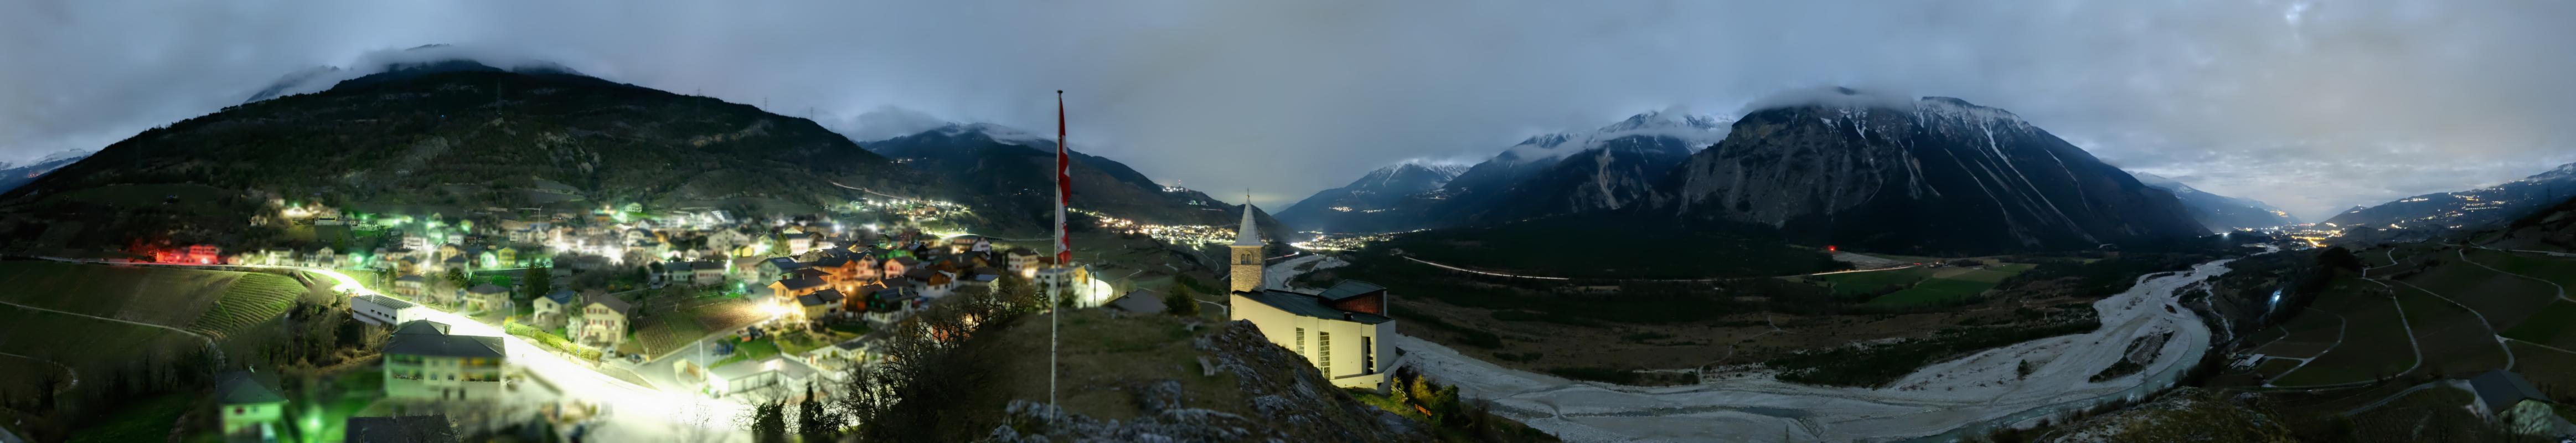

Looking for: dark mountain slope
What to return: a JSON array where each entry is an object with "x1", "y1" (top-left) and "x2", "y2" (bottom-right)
[
  {"x1": 863, "y1": 123, "x2": 1283, "y2": 239},
  {"x1": 2131, "y1": 172, "x2": 2300, "y2": 231},
  {"x1": 2321, "y1": 162, "x2": 2576, "y2": 230},
  {"x1": 0, "y1": 61, "x2": 922, "y2": 251}
]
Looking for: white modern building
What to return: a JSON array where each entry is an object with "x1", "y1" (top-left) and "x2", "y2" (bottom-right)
[{"x1": 350, "y1": 293, "x2": 427, "y2": 327}]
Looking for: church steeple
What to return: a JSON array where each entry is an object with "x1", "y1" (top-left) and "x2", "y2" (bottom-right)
[
  {"x1": 1232, "y1": 194, "x2": 1263, "y2": 248},
  {"x1": 1229, "y1": 195, "x2": 1265, "y2": 293}
]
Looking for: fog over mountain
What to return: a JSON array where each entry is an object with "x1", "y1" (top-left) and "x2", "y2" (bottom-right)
[{"x1": 6, "y1": 0, "x2": 2576, "y2": 219}]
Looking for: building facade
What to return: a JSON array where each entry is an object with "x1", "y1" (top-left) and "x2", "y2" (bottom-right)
[
  {"x1": 1228, "y1": 280, "x2": 1396, "y2": 391},
  {"x1": 383, "y1": 321, "x2": 508, "y2": 400},
  {"x1": 1229, "y1": 205, "x2": 1264, "y2": 293}
]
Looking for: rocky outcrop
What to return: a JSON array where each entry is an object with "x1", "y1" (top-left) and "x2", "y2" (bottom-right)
[{"x1": 984, "y1": 321, "x2": 1424, "y2": 442}]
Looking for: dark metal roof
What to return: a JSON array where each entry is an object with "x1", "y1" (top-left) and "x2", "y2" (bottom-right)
[
  {"x1": 216, "y1": 371, "x2": 285, "y2": 405},
  {"x1": 384, "y1": 321, "x2": 505, "y2": 358},
  {"x1": 2470, "y1": 370, "x2": 2545, "y2": 413},
  {"x1": 1107, "y1": 290, "x2": 1167, "y2": 314},
  {"x1": 344, "y1": 415, "x2": 458, "y2": 443},
  {"x1": 1316, "y1": 280, "x2": 1386, "y2": 302},
  {"x1": 765, "y1": 257, "x2": 807, "y2": 271},
  {"x1": 357, "y1": 294, "x2": 416, "y2": 310},
  {"x1": 543, "y1": 290, "x2": 576, "y2": 305},
  {"x1": 1240, "y1": 290, "x2": 1392, "y2": 324},
  {"x1": 777, "y1": 277, "x2": 827, "y2": 290}
]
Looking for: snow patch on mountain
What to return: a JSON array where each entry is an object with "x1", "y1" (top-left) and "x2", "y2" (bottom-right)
[
  {"x1": 243, "y1": 44, "x2": 585, "y2": 103},
  {"x1": 1496, "y1": 110, "x2": 1733, "y2": 163}
]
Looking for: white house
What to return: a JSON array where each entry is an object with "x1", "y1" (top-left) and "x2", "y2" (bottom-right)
[
  {"x1": 350, "y1": 294, "x2": 427, "y2": 327},
  {"x1": 706, "y1": 358, "x2": 819, "y2": 399},
  {"x1": 383, "y1": 321, "x2": 508, "y2": 400}
]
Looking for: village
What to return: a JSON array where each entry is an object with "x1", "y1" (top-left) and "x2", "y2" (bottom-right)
[{"x1": 91, "y1": 186, "x2": 1421, "y2": 442}]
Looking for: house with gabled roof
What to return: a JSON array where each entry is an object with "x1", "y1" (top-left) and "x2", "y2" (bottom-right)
[
  {"x1": 383, "y1": 320, "x2": 508, "y2": 400},
  {"x1": 216, "y1": 371, "x2": 288, "y2": 440}
]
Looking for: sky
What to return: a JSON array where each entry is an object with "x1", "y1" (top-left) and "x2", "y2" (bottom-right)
[{"x1": 4, "y1": 1, "x2": 2574, "y2": 221}]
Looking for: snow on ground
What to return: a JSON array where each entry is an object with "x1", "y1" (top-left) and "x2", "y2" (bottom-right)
[{"x1": 1391, "y1": 259, "x2": 2238, "y2": 442}]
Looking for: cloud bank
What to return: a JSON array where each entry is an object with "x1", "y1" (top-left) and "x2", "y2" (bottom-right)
[{"x1": 4, "y1": 0, "x2": 2574, "y2": 219}]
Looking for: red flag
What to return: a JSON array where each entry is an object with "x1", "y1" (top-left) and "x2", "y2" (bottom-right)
[{"x1": 1055, "y1": 91, "x2": 1073, "y2": 265}]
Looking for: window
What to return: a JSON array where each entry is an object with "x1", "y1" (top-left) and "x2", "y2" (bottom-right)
[
  {"x1": 1318, "y1": 331, "x2": 1332, "y2": 377},
  {"x1": 1362, "y1": 336, "x2": 1375, "y2": 374},
  {"x1": 1295, "y1": 328, "x2": 1305, "y2": 356}
]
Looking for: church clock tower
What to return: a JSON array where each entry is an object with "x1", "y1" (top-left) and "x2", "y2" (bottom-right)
[{"x1": 1230, "y1": 202, "x2": 1265, "y2": 293}]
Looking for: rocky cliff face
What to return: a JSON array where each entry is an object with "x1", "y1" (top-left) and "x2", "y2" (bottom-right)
[
  {"x1": 983, "y1": 321, "x2": 1427, "y2": 442},
  {"x1": 1662, "y1": 94, "x2": 2206, "y2": 254}
]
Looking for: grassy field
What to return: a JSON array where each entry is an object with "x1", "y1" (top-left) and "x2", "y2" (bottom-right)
[
  {"x1": 2503, "y1": 300, "x2": 2576, "y2": 349},
  {"x1": 2390, "y1": 284, "x2": 2512, "y2": 376},
  {"x1": 1861, "y1": 266, "x2": 2027, "y2": 307},
  {"x1": 1865, "y1": 278, "x2": 1999, "y2": 307},
  {"x1": 2508, "y1": 341, "x2": 2576, "y2": 399},
  {"x1": 2461, "y1": 248, "x2": 2576, "y2": 289},
  {"x1": 188, "y1": 272, "x2": 306, "y2": 338},
  {"x1": 0, "y1": 261, "x2": 248, "y2": 326},
  {"x1": 2269, "y1": 278, "x2": 2415, "y2": 387},
  {"x1": 64, "y1": 392, "x2": 200, "y2": 443},
  {"x1": 0, "y1": 309, "x2": 207, "y2": 382},
  {"x1": 1810, "y1": 267, "x2": 1931, "y2": 296},
  {"x1": 2394, "y1": 255, "x2": 2559, "y2": 331}
]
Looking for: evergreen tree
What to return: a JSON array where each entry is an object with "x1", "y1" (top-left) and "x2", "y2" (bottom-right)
[
  {"x1": 797, "y1": 382, "x2": 842, "y2": 441},
  {"x1": 745, "y1": 400, "x2": 788, "y2": 442}
]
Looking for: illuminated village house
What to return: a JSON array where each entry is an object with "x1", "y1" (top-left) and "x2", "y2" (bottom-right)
[{"x1": 382, "y1": 320, "x2": 507, "y2": 400}]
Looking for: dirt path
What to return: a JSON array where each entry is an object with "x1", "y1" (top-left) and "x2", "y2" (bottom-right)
[{"x1": 0, "y1": 300, "x2": 225, "y2": 364}]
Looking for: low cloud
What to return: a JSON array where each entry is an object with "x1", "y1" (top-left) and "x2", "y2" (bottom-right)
[{"x1": 3, "y1": 0, "x2": 2572, "y2": 214}]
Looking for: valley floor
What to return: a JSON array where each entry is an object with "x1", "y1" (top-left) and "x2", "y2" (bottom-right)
[{"x1": 1388, "y1": 259, "x2": 2238, "y2": 442}]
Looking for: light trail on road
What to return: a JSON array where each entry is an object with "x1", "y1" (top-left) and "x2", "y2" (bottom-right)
[{"x1": 37, "y1": 258, "x2": 751, "y2": 439}]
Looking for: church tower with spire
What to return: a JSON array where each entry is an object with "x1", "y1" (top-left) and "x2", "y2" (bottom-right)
[{"x1": 1230, "y1": 200, "x2": 1265, "y2": 293}]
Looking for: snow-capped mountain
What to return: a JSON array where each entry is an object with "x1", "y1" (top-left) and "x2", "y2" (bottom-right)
[
  {"x1": 1493, "y1": 110, "x2": 1732, "y2": 163},
  {"x1": 242, "y1": 44, "x2": 586, "y2": 104},
  {"x1": 2321, "y1": 162, "x2": 2576, "y2": 231},
  {"x1": 1659, "y1": 92, "x2": 2205, "y2": 254},
  {"x1": 2130, "y1": 172, "x2": 2300, "y2": 231},
  {"x1": 1288, "y1": 110, "x2": 1734, "y2": 233},
  {"x1": 0, "y1": 149, "x2": 92, "y2": 194},
  {"x1": 1274, "y1": 161, "x2": 1467, "y2": 232}
]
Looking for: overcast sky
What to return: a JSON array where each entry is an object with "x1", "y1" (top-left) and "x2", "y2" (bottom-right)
[{"x1": 6, "y1": 0, "x2": 2573, "y2": 220}]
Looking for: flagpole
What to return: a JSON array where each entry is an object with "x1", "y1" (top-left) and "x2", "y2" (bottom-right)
[{"x1": 1051, "y1": 90, "x2": 1066, "y2": 418}]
